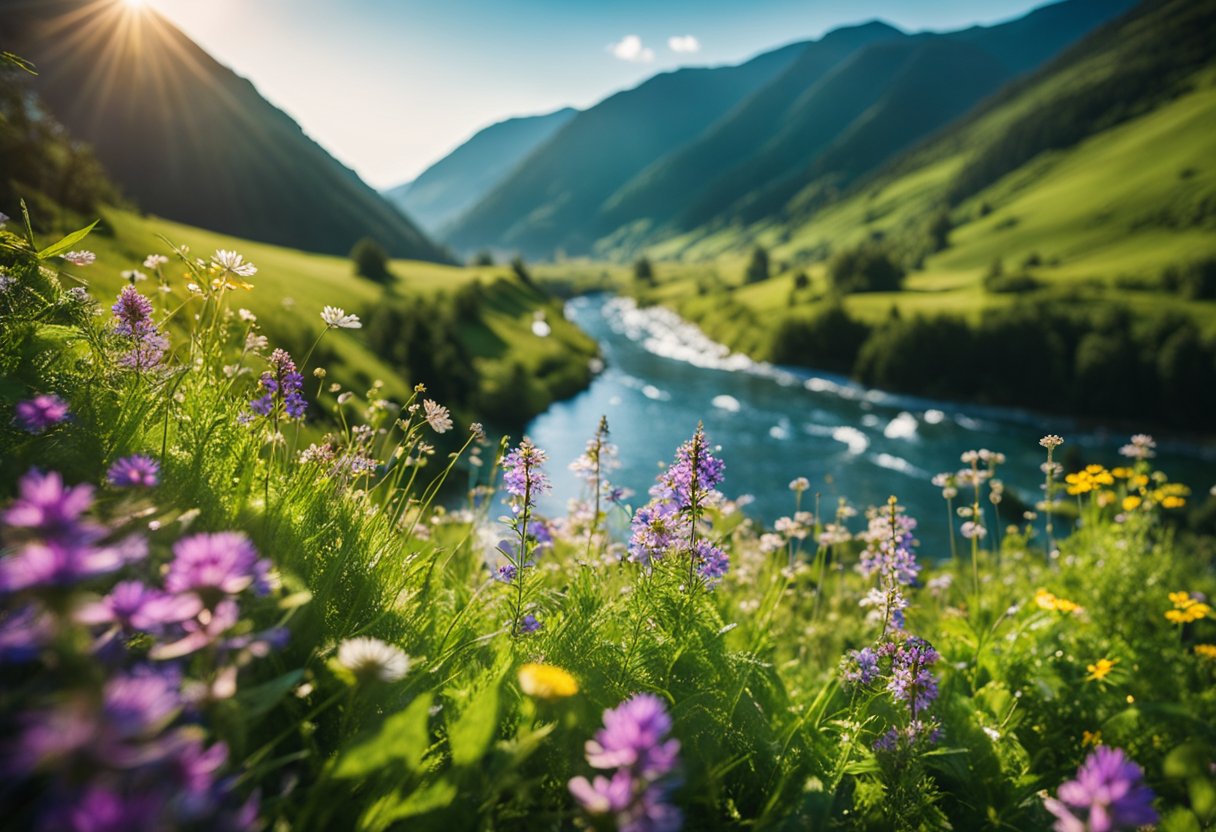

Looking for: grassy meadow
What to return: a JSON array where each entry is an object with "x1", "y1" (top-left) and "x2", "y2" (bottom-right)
[{"x1": 2, "y1": 217, "x2": 1216, "y2": 831}]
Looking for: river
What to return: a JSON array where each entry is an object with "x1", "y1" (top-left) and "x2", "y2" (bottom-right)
[{"x1": 525, "y1": 294, "x2": 1216, "y2": 555}]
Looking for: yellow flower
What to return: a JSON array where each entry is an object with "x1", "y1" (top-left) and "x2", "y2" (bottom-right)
[
  {"x1": 1111, "y1": 467, "x2": 1133, "y2": 479},
  {"x1": 1166, "y1": 592, "x2": 1211, "y2": 623},
  {"x1": 1082, "y1": 730, "x2": 1103, "y2": 747},
  {"x1": 1035, "y1": 588, "x2": 1083, "y2": 614},
  {"x1": 1122, "y1": 495, "x2": 1142, "y2": 512},
  {"x1": 1169, "y1": 591, "x2": 1195, "y2": 607},
  {"x1": 1086, "y1": 658, "x2": 1118, "y2": 682},
  {"x1": 1161, "y1": 496, "x2": 1186, "y2": 509},
  {"x1": 518, "y1": 663, "x2": 578, "y2": 700},
  {"x1": 1194, "y1": 644, "x2": 1216, "y2": 660}
]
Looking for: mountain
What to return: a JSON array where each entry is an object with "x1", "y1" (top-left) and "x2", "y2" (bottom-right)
[
  {"x1": 441, "y1": 0, "x2": 1137, "y2": 260},
  {"x1": 442, "y1": 40, "x2": 809, "y2": 259},
  {"x1": 385, "y1": 107, "x2": 577, "y2": 236},
  {"x1": 1, "y1": 0, "x2": 452, "y2": 263},
  {"x1": 598, "y1": 0, "x2": 1138, "y2": 254}
]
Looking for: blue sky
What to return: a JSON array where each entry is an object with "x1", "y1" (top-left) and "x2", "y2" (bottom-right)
[{"x1": 146, "y1": 0, "x2": 1047, "y2": 188}]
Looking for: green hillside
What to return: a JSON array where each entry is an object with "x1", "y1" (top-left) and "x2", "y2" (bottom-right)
[
  {"x1": 2, "y1": 0, "x2": 451, "y2": 263},
  {"x1": 63, "y1": 208, "x2": 596, "y2": 423},
  {"x1": 385, "y1": 107, "x2": 577, "y2": 236}
]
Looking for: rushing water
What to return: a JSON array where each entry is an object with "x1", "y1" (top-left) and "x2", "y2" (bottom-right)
[{"x1": 525, "y1": 294, "x2": 1216, "y2": 555}]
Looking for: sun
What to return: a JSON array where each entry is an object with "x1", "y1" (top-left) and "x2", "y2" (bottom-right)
[{"x1": 122, "y1": 0, "x2": 150, "y2": 9}]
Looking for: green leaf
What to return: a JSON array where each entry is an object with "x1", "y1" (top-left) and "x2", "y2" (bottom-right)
[
  {"x1": 333, "y1": 692, "x2": 433, "y2": 779},
  {"x1": 37, "y1": 220, "x2": 99, "y2": 261},
  {"x1": 235, "y1": 670, "x2": 305, "y2": 719},
  {"x1": 363, "y1": 779, "x2": 458, "y2": 828},
  {"x1": 448, "y1": 678, "x2": 500, "y2": 766}
]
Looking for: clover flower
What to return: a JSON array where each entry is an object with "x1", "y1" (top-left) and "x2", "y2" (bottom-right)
[
  {"x1": 320, "y1": 305, "x2": 361, "y2": 329},
  {"x1": 1043, "y1": 747, "x2": 1158, "y2": 832},
  {"x1": 106, "y1": 455, "x2": 160, "y2": 488},
  {"x1": 61, "y1": 251, "x2": 95, "y2": 266},
  {"x1": 14, "y1": 394, "x2": 70, "y2": 434},
  {"x1": 336, "y1": 637, "x2": 410, "y2": 684}
]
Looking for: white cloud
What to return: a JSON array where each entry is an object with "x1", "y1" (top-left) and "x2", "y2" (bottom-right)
[
  {"x1": 667, "y1": 35, "x2": 701, "y2": 54},
  {"x1": 609, "y1": 34, "x2": 655, "y2": 63}
]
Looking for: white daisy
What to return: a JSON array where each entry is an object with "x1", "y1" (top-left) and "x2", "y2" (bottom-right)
[
  {"x1": 336, "y1": 637, "x2": 410, "y2": 683},
  {"x1": 143, "y1": 254, "x2": 169, "y2": 269},
  {"x1": 423, "y1": 399, "x2": 453, "y2": 434},
  {"x1": 320, "y1": 305, "x2": 362, "y2": 329},
  {"x1": 211, "y1": 249, "x2": 257, "y2": 278}
]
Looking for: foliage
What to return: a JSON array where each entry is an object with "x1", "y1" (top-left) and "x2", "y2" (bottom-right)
[
  {"x1": 350, "y1": 238, "x2": 393, "y2": 284},
  {"x1": 827, "y1": 244, "x2": 905, "y2": 294},
  {"x1": 744, "y1": 246, "x2": 770, "y2": 284}
]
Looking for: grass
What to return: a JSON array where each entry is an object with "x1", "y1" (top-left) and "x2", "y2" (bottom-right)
[
  {"x1": 2, "y1": 222, "x2": 1216, "y2": 830},
  {"x1": 68, "y1": 207, "x2": 596, "y2": 412}
]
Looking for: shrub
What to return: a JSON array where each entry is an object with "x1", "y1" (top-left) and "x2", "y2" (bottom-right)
[
  {"x1": 350, "y1": 236, "x2": 392, "y2": 283},
  {"x1": 827, "y1": 244, "x2": 904, "y2": 294}
]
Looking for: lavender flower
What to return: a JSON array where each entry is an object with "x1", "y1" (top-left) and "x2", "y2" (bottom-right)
[
  {"x1": 103, "y1": 665, "x2": 183, "y2": 739},
  {"x1": 842, "y1": 647, "x2": 879, "y2": 685},
  {"x1": 883, "y1": 636, "x2": 941, "y2": 716},
  {"x1": 106, "y1": 455, "x2": 160, "y2": 488},
  {"x1": 248, "y1": 348, "x2": 306, "y2": 421},
  {"x1": 651, "y1": 425, "x2": 723, "y2": 510},
  {"x1": 111, "y1": 286, "x2": 168, "y2": 370},
  {"x1": 1044, "y1": 747, "x2": 1158, "y2": 832},
  {"x1": 75, "y1": 581, "x2": 202, "y2": 633},
  {"x1": 164, "y1": 532, "x2": 273, "y2": 599},
  {"x1": 857, "y1": 507, "x2": 920, "y2": 587},
  {"x1": 519, "y1": 613, "x2": 542, "y2": 634},
  {"x1": 502, "y1": 438, "x2": 551, "y2": 513},
  {"x1": 14, "y1": 394, "x2": 69, "y2": 434},
  {"x1": 0, "y1": 604, "x2": 54, "y2": 663},
  {"x1": 692, "y1": 540, "x2": 729, "y2": 587},
  {"x1": 2, "y1": 469, "x2": 94, "y2": 536}
]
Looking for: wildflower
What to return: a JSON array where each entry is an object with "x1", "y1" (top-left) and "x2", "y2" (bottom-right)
[
  {"x1": 519, "y1": 613, "x2": 542, "y2": 633},
  {"x1": 1040, "y1": 435, "x2": 1064, "y2": 450},
  {"x1": 653, "y1": 424, "x2": 724, "y2": 510},
  {"x1": 932, "y1": 471, "x2": 958, "y2": 499},
  {"x1": 75, "y1": 580, "x2": 202, "y2": 632},
  {"x1": 106, "y1": 455, "x2": 160, "y2": 488},
  {"x1": 422, "y1": 399, "x2": 453, "y2": 434},
  {"x1": 111, "y1": 286, "x2": 168, "y2": 370},
  {"x1": 502, "y1": 438, "x2": 551, "y2": 512},
  {"x1": 842, "y1": 647, "x2": 879, "y2": 685},
  {"x1": 165, "y1": 532, "x2": 273, "y2": 598},
  {"x1": 1043, "y1": 746, "x2": 1158, "y2": 832},
  {"x1": 1035, "y1": 588, "x2": 1083, "y2": 614},
  {"x1": 1194, "y1": 644, "x2": 1216, "y2": 660},
  {"x1": 518, "y1": 663, "x2": 578, "y2": 700},
  {"x1": 248, "y1": 348, "x2": 306, "y2": 421},
  {"x1": 1165, "y1": 591, "x2": 1211, "y2": 624},
  {"x1": 885, "y1": 636, "x2": 941, "y2": 716},
  {"x1": 960, "y1": 520, "x2": 987, "y2": 539},
  {"x1": 1121, "y1": 495, "x2": 1141, "y2": 512},
  {"x1": 1085, "y1": 658, "x2": 1118, "y2": 683},
  {"x1": 1119, "y1": 434, "x2": 1156, "y2": 460},
  {"x1": 210, "y1": 249, "x2": 257, "y2": 286},
  {"x1": 121, "y1": 269, "x2": 148, "y2": 283},
  {"x1": 857, "y1": 506, "x2": 920, "y2": 586},
  {"x1": 692, "y1": 539, "x2": 729, "y2": 587},
  {"x1": 320, "y1": 305, "x2": 361, "y2": 329},
  {"x1": 1082, "y1": 730, "x2": 1102, "y2": 747},
  {"x1": 61, "y1": 251, "x2": 96, "y2": 266},
  {"x1": 1065, "y1": 465, "x2": 1115, "y2": 496},
  {"x1": 143, "y1": 254, "x2": 169, "y2": 269},
  {"x1": 789, "y1": 477, "x2": 810, "y2": 493},
  {"x1": 336, "y1": 637, "x2": 410, "y2": 684},
  {"x1": 14, "y1": 394, "x2": 70, "y2": 434}
]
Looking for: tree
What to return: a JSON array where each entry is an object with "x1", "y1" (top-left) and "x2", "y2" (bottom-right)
[
  {"x1": 745, "y1": 246, "x2": 770, "y2": 284},
  {"x1": 792, "y1": 271, "x2": 810, "y2": 291},
  {"x1": 472, "y1": 251, "x2": 494, "y2": 267},
  {"x1": 350, "y1": 237, "x2": 392, "y2": 284},
  {"x1": 634, "y1": 257, "x2": 655, "y2": 285},
  {"x1": 827, "y1": 245, "x2": 904, "y2": 294},
  {"x1": 511, "y1": 256, "x2": 536, "y2": 289}
]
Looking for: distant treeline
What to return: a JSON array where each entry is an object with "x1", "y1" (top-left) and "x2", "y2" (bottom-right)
[{"x1": 769, "y1": 297, "x2": 1216, "y2": 430}]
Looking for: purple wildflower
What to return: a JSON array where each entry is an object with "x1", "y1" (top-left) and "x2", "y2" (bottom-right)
[
  {"x1": 0, "y1": 603, "x2": 54, "y2": 663},
  {"x1": 585, "y1": 694, "x2": 681, "y2": 780},
  {"x1": 103, "y1": 665, "x2": 183, "y2": 740},
  {"x1": 111, "y1": 286, "x2": 168, "y2": 370},
  {"x1": 164, "y1": 532, "x2": 272, "y2": 599},
  {"x1": 1044, "y1": 747, "x2": 1159, "y2": 832},
  {"x1": 692, "y1": 540, "x2": 729, "y2": 587},
  {"x1": 248, "y1": 348, "x2": 306, "y2": 421},
  {"x1": 651, "y1": 425, "x2": 723, "y2": 510},
  {"x1": 151, "y1": 598, "x2": 240, "y2": 660},
  {"x1": 501, "y1": 438, "x2": 551, "y2": 513},
  {"x1": 883, "y1": 636, "x2": 941, "y2": 716},
  {"x1": 75, "y1": 580, "x2": 203, "y2": 633},
  {"x1": 571, "y1": 694, "x2": 683, "y2": 832},
  {"x1": 14, "y1": 394, "x2": 70, "y2": 434},
  {"x1": 2, "y1": 469, "x2": 95, "y2": 537},
  {"x1": 519, "y1": 614, "x2": 542, "y2": 634},
  {"x1": 842, "y1": 647, "x2": 879, "y2": 685},
  {"x1": 627, "y1": 501, "x2": 689, "y2": 565},
  {"x1": 106, "y1": 455, "x2": 160, "y2": 488},
  {"x1": 858, "y1": 509, "x2": 920, "y2": 586},
  {"x1": 46, "y1": 786, "x2": 166, "y2": 832}
]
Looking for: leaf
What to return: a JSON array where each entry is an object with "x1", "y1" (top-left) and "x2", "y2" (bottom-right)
[
  {"x1": 364, "y1": 779, "x2": 458, "y2": 828},
  {"x1": 448, "y1": 678, "x2": 500, "y2": 766},
  {"x1": 332, "y1": 692, "x2": 433, "y2": 780},
  {"x1": 235, "y1": 670, "x2": 305, "y2": 719},
  {"x1": 36, "y1": 220, "x2": 99, "y2": 261}
]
